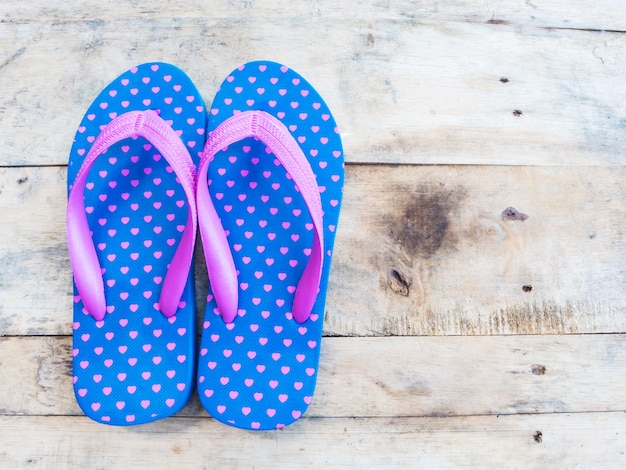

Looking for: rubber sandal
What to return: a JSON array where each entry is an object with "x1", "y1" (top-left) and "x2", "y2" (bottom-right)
[
  {"x1": 67, "y1": 62, "x2": 207, "y2": 425},
  {"x1": 196, "y1": 61, "x2": 344, "y2": 430}
]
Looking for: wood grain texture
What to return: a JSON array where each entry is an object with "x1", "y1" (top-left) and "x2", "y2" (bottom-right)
[
  {"x1": 4, "y1": 0, "x2": 626, "y2": 30},
  {"x1": 1, "y1": 2, "x2": 625, "y2": 467},
  {"x1": 334, "y1": 164, "x2": 626, "y2": 336},
  {"x1": 2, "y1": 335, "x2": 625, "y2": 418},
  {"x1": 2, "y1": 165, "x2": 625, "y2": 336},
  {"x1": 1, "y1": 19, "x2": 626, "y2": 167},
  {"x1": 0, "y1": 413, "x2": 624, "y2": 469}
]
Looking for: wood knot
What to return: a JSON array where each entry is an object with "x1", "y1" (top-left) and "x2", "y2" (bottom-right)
[
  {"x1": 502, "y1": 206, "x2": 529, "y2": 221},
  {"x1": 531, "y1": 365, "x2": 546, "y2": 375},
  {"x1": 387, "y1": 266, "x2": 411, "y2": 296}
]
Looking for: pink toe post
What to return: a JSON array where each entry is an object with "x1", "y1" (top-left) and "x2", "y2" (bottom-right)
[
  {"x1": 67, "y1": 110, "x2": 197, "y2": 321},
  {"x1": 197, "y1": 110, "x2": 324, "y2": 324}
]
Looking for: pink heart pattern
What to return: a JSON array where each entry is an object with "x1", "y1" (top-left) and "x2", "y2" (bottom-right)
[
  {"x1": 197, "y1": 61, "x2": 344, "y2": 430},
  {"x1": 68, "y1": 63, "x2": 206, "y2": 425}
]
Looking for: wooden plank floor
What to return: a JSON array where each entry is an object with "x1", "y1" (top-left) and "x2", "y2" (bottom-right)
[{"x1": 1, "y1": 1, "x2": 625, "y2": 468}]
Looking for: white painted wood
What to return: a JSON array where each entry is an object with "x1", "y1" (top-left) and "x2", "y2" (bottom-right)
[
  {"x1": 2, "y1": 165, "x2": 625, "y2": 336},
  {"x1": 1, "y1": 20, "x2": 625, "y2": 166},
  {"x1": 3, "y1": 335, "x2": 625, "y2": 418},
  {"x1": 0, "y1": 413, "x2": 624, "y2": 468}
]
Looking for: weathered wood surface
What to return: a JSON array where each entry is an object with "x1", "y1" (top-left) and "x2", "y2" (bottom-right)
[
  {"x1": 4, "y1": 0, "x2": 626, "y2": 30},
  {"x1": 2, "y1": 165, "x2": 625, "y2": 336},
  {"x1": 1, "y1": 0, "x2": 625, "y2": 468},
  {"x1": 1, "y1": 413, "x2": 624, "y2": 469},
  {"x1": 3, "y1": 335, "x2": 625, "y2": 418},
  {"x1": 1, "y1": 18, "x2": 626, "y2": 167}
]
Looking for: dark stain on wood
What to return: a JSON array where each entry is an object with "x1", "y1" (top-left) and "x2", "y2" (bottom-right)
[
  {"x1": 17, "y1": 176, "x2": 28, "y2": 184},
  {"x1": 512, "y1": 109, "x2": 523, "y2": 117},
  {"x1": 531, "y1": 365, "x2": 546, "y2": 375},
  {"x1": 522, "y1": 285, "x2": 533, "y2": 293},
  {"x1": 367, "y1": 281, "x2": 591, "y2": 336},
  {"x1": 487, "y1": 18, "x2": 511, "y2": 25},
  {"x1": 57, "y1": 342, "x2": 74, "y2": 378},
  {"x1": 533, "y1": 431, "x2": 543, "y2": 443},
  {"x1": 386, "y1": 186, "x2": 464, "y2": 259},
  {"x1": 375, "y1": 378, "x2": 431, "y2": 398},
  {"x1": 490, "y1": 302, "x2": 579, "y2": 335},
  {"x1": 502, "y1": 206, "x2": 529, "y2": 221},
  {"x1": 37, "y1": 340, "x2": 73, "y2": 383},
  {"x1": 500, "y1": 77, "x2": 510, "y2": 83}
]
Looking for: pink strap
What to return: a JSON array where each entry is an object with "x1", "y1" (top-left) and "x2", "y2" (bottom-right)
[
  {"x1": 67, "y1": 110, "x2": 197, "y2": 321},
  {"x1": 197, "y1": 110, "x2": 324, "y2": 324}
]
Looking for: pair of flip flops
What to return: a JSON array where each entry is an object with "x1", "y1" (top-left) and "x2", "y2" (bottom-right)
[{"x1": 67, "y1": 61, "x2": 344, "y2": 430}]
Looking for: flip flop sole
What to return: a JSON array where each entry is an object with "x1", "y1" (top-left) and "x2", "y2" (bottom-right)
[
  {"x1": 69, "y1": 63, "x2": 206, "y2": 425},
  {"x1": 198, "y1": 61, "x2": 344, "y2": 430}
]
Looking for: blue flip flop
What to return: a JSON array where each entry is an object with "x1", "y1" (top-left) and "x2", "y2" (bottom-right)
[
  {"x1": 67, "y1": 62, "x2": 207, "y2": 425},
  {"x1": 196, "y1": 61, "x2": 344, "y2": 430}
]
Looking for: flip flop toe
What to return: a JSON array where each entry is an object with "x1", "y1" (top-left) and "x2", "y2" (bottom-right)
[
  {"x1": 67, "y1": 63, "x2": 207, "y2": 425},
  {"x1": 196, "y1": 61, "x2": 344, "y2": 430}
]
